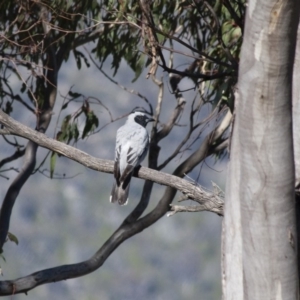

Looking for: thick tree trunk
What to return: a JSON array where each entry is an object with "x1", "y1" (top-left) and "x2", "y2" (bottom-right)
[
  {"x1": 223, "y1": 1, "x2": 300, "y2": 299},
  {"x1": 294, "y1": 26, "x2": 300, "y2": 187},
  {"x1": 293, "y1": 23, "x2": 300, "y2": 284}
]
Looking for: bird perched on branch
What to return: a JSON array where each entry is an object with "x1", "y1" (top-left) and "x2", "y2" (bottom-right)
[{"x1": 110, "y1": 111, "x2": 154, "y2": 205}]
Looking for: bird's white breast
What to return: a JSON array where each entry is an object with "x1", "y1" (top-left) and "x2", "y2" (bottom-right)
[{"x1": 116, "y1": 123, "x2": 149, "y2": 174}]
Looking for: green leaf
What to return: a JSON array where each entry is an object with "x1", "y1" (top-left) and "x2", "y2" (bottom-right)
[
  {"x1": 61, "y1": 115, "x2": 71, "y2": 133},
  {"x1": 71, "y1": 123, "x2": 79, "y2": 142},
  {"x1": 74, "y1": 50, "x2": 82, "y2": 69},
  {"x1": 68, "y1": 91, "x2": 82, "y2": 99},
  {"x1": 61, "y1": 101, "x2": 69, "y2": 110},
  {"x1": 20, "y1": 83, "x2": 26, "y2": 93},
  {"x1": 74, "y1": 50, "x2": 90, "y2": 69},
  {"x1": 5, "y1": 101, "x2": 12, "y2": 114},
  {"x1": 131, "y1": 54, "x2": 145, "y2": 83},
  {"x1": 82, "y1": 111, "x2": 99, "y2": 139},
  {"x1": 7, "y1": 232, "x2": 18, "y2": 245},
  {"x1": 50, "y1": 152, "x2": 57, "y2": 179}
]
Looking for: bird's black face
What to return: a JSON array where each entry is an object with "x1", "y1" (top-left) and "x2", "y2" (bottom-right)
[{"x1": 134, "y1": 114, "x2": 154, "y2": 127}]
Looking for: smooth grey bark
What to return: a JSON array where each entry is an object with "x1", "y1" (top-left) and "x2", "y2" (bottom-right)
[
  {"x1": 293, "y1": 23, "x2": 300, "y2": 283},
  {"x1": 294, "y1": 25, "x2": 300, "y2": 187},
  {"x1": 223, "y1": 1, "x2": 300, "y2": 299}
]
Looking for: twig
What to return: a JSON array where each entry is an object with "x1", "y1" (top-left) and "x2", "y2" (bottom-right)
[{"x1": 0, "y1": 148, "x2": 25, "y2": 168}]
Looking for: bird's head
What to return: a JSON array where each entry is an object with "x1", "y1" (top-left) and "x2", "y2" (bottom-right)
[{"x1": 128, "y1": 111, "x2": 154, "y2": 127}]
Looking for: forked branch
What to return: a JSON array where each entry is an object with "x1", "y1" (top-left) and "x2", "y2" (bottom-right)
[{"x1": 0, "y1": 106, "x2": 227, "y2": 296}]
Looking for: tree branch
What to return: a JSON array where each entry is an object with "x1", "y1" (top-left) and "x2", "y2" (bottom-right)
[
  {"x1": 0, "y1": 102, "x2": 226, "y2": 296},
  {"x1": 0, "y1": 109, "x2": 223, "y2": 211},
  {"x1": 149, "y1": 25, "x2": 234, "y2": 69},
  {"x1": 0, "y1": 5, "x2": 59, "y2": 250},
  {"x1": 0, "y1": 148, "x2": 25, "y2": 169},
  {"x1": 168, "y1": 202, "x2": 223, "y2": 216}
]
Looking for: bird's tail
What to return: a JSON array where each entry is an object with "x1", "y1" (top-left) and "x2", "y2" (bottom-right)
[{"x1": 110, "y1": 181, "x2": 131, "y2": 205}]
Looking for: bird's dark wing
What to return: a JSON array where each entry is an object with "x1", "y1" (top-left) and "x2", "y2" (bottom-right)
[
  {"x1": 113, "y1": 145, "x2": 121, "y2": 185},
  {"x1": 119, "y1": 147, "x2": 137, "y2": 188}
]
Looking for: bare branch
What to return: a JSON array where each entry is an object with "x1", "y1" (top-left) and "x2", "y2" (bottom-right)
[
  {"x1": 168, "y1": 202, "x2": 223, "y2": 216},
  {"x1": 139, "y1": 0, "x2": 166, "y2": 77},
  {"x1": 0, "y1": 129, "x2": 11, "y2": 135},
  {"x1": 149, "y1": 24, "x2": 234, "y2": 69},
  {"x1": 169, "y1": 180, "x2": 225, "y2": 217},
  {"x1": 152, "y1": 76, "x2": 164, "y2": 128},
  {"x1": 160, "y1": 62, "x2": 234, "y2": 81},
  {"x1": 0, "y1": 148, "x2": 25, "y2": 168},
  {"x1": 212, "y1": 109, "x2": 233, "y2": 141},
  {"x1": 157, "y1": 98, "x2": 186, "y2": 141},
  {"x1": 212, "y1": 138, "x2": 229, "y2": 153},
  {"x1": 0, "y1": 109, "x2": 219, "y2": 208}
]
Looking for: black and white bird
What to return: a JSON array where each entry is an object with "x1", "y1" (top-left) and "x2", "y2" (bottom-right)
[{"x1": 110, "y1": 111, "x2": 154, "y2": 205}]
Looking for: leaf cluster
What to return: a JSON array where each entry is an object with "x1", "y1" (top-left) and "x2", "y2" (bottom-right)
[{"x1": 50, "y1": 91, "x2": 99, "y2": 178}]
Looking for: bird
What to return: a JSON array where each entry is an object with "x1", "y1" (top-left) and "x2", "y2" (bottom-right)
[{"x1": 110, "y1": 111, "x2": 154, "y2": 205}]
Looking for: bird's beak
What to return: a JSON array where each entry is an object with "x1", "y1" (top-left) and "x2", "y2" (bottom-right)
[{"x1": 147, "y1": 116, "x2": 155, "y2": 123}]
